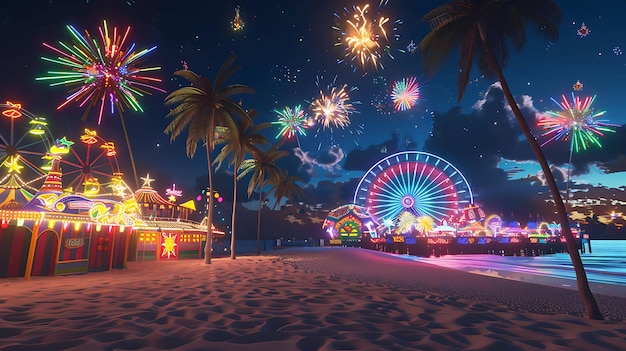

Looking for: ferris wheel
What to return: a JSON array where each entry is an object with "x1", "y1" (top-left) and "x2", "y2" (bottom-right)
[
  {"x1": 0, "y1": 101, "x2": 56, "y2": 192},
  {"x1": 59, "y1": 128, "x2": 133, "y2": 198},
  {"x1": 353, "y1": 151, "x2": 474, "y2": 225}
]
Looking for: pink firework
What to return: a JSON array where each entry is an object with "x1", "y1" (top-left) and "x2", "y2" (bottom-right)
[{"x1": 390, "y1": 77, "x2": 420, "y2": 111}]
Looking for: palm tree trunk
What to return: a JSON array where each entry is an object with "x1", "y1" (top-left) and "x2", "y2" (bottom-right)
[
  {"x1": 478, "y1": 23, "x2": 602, "y2": 320},
  {"x1": 256, "y1": 177, "x2": 265, "y2": 255},
  {"x1": 117, "y1": 109, "x2": 139, "y2": 189},
  {"x1": 230, "y1": 167, "x2": 237, "y2": 259},
  {"x1": 204, "y1": 141, "x2": 213, "y2": 264}
]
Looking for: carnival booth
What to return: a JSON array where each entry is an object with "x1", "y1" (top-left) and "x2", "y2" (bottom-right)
[
  {"x1": 130, "y1": 174, "x2": 225, "y2": 261},
  {"x1": 323, "y1": 204, "x2": 375, "y2": 246},
  {"x1": 0, "y1": 155, "x2": 139, "y2": 278}
]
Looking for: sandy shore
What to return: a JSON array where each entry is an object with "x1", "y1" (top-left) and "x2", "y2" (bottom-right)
[{"x1": 1, "y1": 247, "x2": 625, "y2": 350}]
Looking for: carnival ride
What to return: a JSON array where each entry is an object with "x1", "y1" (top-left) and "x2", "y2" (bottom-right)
[
  {"x1": 0, "y1": 102, "x2": 56, "y2": 201},
  {"x1": 353, "y1": 151, "x2": 474, "y2": 227},
  {"x1": 0, "y1": 102, "x2": 222, "y2": 278},
  {"x1": 326, "y1": 150, "x2": 569, "y2": 255}
]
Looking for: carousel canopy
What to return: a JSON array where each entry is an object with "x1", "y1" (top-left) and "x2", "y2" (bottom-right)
[{"x1": 0, "y1": 174, "x2": 34, "y2": 210}]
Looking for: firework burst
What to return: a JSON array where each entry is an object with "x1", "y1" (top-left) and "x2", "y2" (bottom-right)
[
  {"x1": 273, "y1": 105, "x2": 309, "y2": 147},
  {"x1": 311, "y1": 85, "x2": 355, "y2": 130},
  {"x1": 391, "y1": 77, "x2": 420, "y2": 111},
  {"x1": 37, "y1": 20, "x2": 165, "y2": 124},
  {"x1": 538, "y1": 93, "x2": 617, "y2": 152},
  {"x1": 333, "y1": 3, "x2": 400, "y2": 70}
]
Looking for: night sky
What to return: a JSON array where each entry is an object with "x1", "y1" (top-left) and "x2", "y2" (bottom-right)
[{"x1": 1, "y1": 0, "x2": 625, "y2": 236}]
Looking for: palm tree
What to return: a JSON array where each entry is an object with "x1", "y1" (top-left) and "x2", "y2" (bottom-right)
[
  {"x1": 268, "y1": 170, "x2": 304, "y2": 210},
  {"x1": 213, "y1": 110, "x2": 270, "y2": 259},
  {"x1": 419, "y1": 0, "x2": 602, "y2": 319},
  {"x1": 164, "y1": 54, "x2": 254, "y2": 264},
  {"x1": 239, "y1": 143, "x2": 288, "y2": 254}
]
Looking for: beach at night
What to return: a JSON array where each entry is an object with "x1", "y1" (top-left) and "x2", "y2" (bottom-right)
[{"x1": 2, "y1": 247, "x2": 625, "y2": 350}]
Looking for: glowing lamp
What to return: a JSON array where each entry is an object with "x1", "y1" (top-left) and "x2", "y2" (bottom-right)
[
  {"x1": 80, "y1": 129, "x2": 98, "y2": 144},
  {"x1": 217, "y1": 196, "x2": 223, "y2": 203},
  {"x1": 2, "y1": 101, "x2": 22, "y2": 119},
  {"x1": 41, "y1": 160, "x2": 53, "y2": 171},
  {"x1": 84, "y1": 178, "x2": 101, "y2": 195},
  {"x1": 100, "y1": 142, "x2": 116, "y2": 156},
  {"x1": 29, "y1": 118, "x2": 48, "y2": 135}
]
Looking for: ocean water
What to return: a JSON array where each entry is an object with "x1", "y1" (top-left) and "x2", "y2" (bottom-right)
[{"x1": 405, "y1": 240, "x2": 626, "y2": 298}]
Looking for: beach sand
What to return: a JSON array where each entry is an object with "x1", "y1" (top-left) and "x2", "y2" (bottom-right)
[{"x1": 1, "y1": 247, "x2": 625, "y2": 350}]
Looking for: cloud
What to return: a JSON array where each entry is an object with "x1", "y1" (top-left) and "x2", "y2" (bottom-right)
[
  {"x1": 293, "y1": 146, "x2": 345, "y2": 178},
  {"x1": 343, "y1": 132, "x2": 401, "y2": 171}
]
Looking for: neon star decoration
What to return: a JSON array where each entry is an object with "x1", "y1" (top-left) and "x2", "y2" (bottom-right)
[
  {"x1": 539, "y1": 93, "x2": 618, "y2": 152},
  {"x1": 2, "y1": 156, "x2": 24, "y2": 173},
  {"x1": 37, "y1": 20, "x2": 166, "y2": 124},
  {"x1": 140, "y1": 173, "x2": 155, "y2": 188},
  {"x1": 50, "y1": 137, "x2": 74, "y2": 155},
  {"x1": 161, "y1": 232, "x2": 178, "y2": 259}
]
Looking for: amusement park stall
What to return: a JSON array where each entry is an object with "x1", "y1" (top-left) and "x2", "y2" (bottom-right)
[
  {"x1": 324, "y1": 151, "x2": 570, "y2": 255},
  {"x1": 0, "y1": 102, "x2": 223, "y2": 278},
  {"x1": 129, "y1": 178, "x2": 225, "y2": 261},
  {"x1": 0, "y1": 211, "x2": 131, "y2": 278}
]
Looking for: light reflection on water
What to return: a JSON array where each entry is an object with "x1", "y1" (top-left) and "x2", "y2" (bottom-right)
[{"x1": 403, "y1": 240, "x2": 626, "y2": 296}]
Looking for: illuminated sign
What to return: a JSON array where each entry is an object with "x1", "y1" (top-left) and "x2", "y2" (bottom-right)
[
  {"x1": 392, "y1": 235, "x2": 405, "y2": 243},
  {"x1": 65, "y1": 238, "x2": 85, "y2": 249},
  {"x1": 166, "y1": 184, "x2": 183, "y2": 198},
  {"x1": 329, "y1": 239, "x2": 342, "y2": 245},
  {"x1": 428, "y1": 238, "x2": 449, "y2": 245},
  {"x1": 405, "y1": 237, "x2": 417, "y2": 244},
  {"x1": 477, "y1": 237, "x2": 490, "y2": 245}
]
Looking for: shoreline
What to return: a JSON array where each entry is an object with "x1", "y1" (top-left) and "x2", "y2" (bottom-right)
[
  {"x1": 274, "y1": 247, "x2": 626, "y2": 320},
  {"x1": 1, "y1": 247, "x2": 625, "y2": 350}
]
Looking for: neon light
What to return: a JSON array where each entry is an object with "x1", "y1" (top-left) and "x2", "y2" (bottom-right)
[
  {"x1": 428, "y1": 238, "x2": 449, "y2": 245},
  {"x1": 353, "y1": 151, "x2": 473, "y2": 225},
  {"x1": 2, "y1": 101, "x2": 22, "y2": 119},
  {"x1": 165, "y1": 184, "x2": 182, "y2": 198},
  {"x1": 161, "y1": 232, "x2": 178, "y2": 259}
]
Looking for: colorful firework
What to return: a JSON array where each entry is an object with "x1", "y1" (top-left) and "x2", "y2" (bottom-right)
[
  {"x1": 538, "y1": 93, "x2": 617, "y2": 152},
  {"x1": 37, "y1": 20, "x2": 165, "y2": 124},
  {"x1": 391, "y1": 77, "x2": 420, "y2": 111},
  {"x1": 311, "y1": 84, "x2": 355, "y2": 130},
  {"x1": 333, "y1": 3, "x2": 400, "y2": 70},
  {"x1": 273, "y1": 105, "x2": 309, "y2": 147}
]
